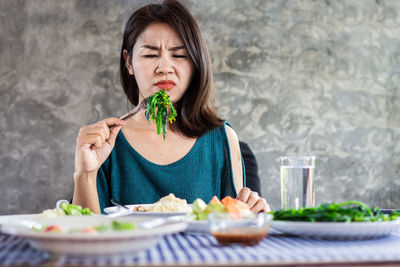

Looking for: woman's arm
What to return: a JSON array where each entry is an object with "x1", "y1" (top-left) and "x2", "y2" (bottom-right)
[
  {"x1": 224, "y1": 124, "x2": 244, "y2": 193},
  {"x1": 72, "y1": 118, "x2": 126, "y2": 214},
  {"x1": 72, "y1": 171, "x2": 101, "y2": 214},
  {"x1": 224, "y1": 124, "x2": 271, "y2": 213}
]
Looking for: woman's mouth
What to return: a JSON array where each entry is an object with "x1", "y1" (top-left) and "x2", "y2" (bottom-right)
[{"x1": 155, "y1": 80, "x2": 176, "y2": 90}]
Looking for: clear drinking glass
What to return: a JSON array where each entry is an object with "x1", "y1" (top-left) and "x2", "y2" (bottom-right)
[{"x1": 280, "y1": 156, "x2": 316, "y2": 210}]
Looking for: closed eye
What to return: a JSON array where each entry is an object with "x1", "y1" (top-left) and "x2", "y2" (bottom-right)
[
  {"x1": 173, "y1": 55, "x2": 187, "y2": 58},
  {"x1": 143, "y1": 55, "x2": 158, "y2": 58}
]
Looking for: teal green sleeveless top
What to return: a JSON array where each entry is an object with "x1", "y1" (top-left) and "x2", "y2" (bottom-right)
[{"x1": 96, "y1": 122, "x2": 245, "y2": 213}]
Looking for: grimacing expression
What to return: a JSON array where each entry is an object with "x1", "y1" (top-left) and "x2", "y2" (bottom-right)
[{"x1": 125, "y1": 23, "x2": 195, "y2": 104}]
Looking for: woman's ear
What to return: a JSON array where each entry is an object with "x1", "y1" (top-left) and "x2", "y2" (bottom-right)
[{"x1": 123, "y1": 49, "x2": 134, "y2": 75}]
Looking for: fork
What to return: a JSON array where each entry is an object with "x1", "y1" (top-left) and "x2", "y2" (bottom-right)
[
  {"x1": 111, "y1": 198, "x2": 130, "y2": 210},
  {"x1": 109, "y1": 98, "x2": 147, "y2": 130}
]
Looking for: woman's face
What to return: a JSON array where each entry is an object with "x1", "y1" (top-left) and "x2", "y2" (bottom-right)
[{"x1": 126, "y1": 23, "x2": 195, "y2": 103}]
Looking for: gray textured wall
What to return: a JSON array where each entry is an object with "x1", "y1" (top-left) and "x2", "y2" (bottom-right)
[{"x1": 1, "y1": 0, "x2": 399, "y2": 214}]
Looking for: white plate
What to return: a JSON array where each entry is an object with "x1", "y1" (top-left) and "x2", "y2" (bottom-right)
[
  {"x1": 0, "y1": 215, "x2": 187, "y2": 255},
  {"x1": 0, "y1": 214, "x2": 37, "y2": 223},
  {"x1": 104, "y1": 204, "x2": 191, "y2": 216},
  {"x1": 270, "y1": 219, "x2": 400, "y2": 239}
]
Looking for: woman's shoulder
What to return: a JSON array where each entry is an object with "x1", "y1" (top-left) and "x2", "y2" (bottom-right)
[
  {"x1": 200, "y1": 121, "x2": 238, "y2": 142},
  {"x1": 223, "y1": 122, "x2": 239, "y2": 143}
]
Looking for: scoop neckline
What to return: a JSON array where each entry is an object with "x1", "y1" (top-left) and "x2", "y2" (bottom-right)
[{"x1": 117, "y1": 130, "x2": 201, "y2": 167}]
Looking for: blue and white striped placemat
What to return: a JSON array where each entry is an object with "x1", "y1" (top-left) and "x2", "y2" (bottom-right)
[
  {"x1": 1, "y1": 232, "x2": 400, "y2": 266},
  {"x1": 0, "y1": 234, "x2": 50, "y2": 266},
  {"x1": 58, "y1": 232, "x2": 400, "y2": 265}
]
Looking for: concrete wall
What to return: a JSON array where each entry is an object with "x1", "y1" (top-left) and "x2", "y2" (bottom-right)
[{"x1": 1, "y1": 0, "x2": 399, "y2": 214}]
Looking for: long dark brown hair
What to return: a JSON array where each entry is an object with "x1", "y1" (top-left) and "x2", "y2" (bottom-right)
[{"x1": 120, "y1": 0, "x2": 223, "y2": 138}]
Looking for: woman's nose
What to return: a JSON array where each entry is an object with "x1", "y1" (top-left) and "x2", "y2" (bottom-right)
[{"x1": 156, "y1": 55, "x2": 174, "y2": 74}]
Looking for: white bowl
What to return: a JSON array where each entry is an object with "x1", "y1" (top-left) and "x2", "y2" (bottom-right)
[{"x1": 1, "y1": 215, "x2": 187, "y2": 255}]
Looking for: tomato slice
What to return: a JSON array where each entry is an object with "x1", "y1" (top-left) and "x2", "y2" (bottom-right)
[{"x1": 44, "y1": 225, "x2": 62, "y2": 233}]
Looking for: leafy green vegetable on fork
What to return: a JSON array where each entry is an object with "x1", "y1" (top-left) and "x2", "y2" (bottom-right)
[
  {"x1": 145, "y1": 89, "x2": 177, "y2": 139},
  {"x1": 271, "y1": 201, "x2": 400, "y2": 222}
]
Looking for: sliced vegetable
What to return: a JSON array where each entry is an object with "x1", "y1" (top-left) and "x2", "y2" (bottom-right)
[
  {"x1": 192, "y1": 198, "x2": 207, "y2": 214},
  {"x1": 221, "y1": 196, "x2": 249, "y2": 218},
  {"x1": 94, "y1": 224, "x2": 109, "y2": 232},
  {"x1": 81, "y1": 227, "x2": 97, "y2": 233},
  {"x1": 111, "y1": 220, "x2": 136, "y2": 231},
  {"x1": 32, "y1": 224, "x2": 47, "y2": 233},
  {"x1": 44, "y1": 225, "x2": 62, "y2": 233},
  {"x1": 205, "y1": 202, "x2": 226, "y2": 213},
  {"x1": 210, "y1": 196, "x2": 221, "y2": 204},
  {"x1": 191, "y1": 196, "x2": 249, "y2": 221}
]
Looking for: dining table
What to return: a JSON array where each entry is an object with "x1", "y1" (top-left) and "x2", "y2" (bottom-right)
[{"x1": 1, "y1": 215, "x2": 400, "y2": 267}]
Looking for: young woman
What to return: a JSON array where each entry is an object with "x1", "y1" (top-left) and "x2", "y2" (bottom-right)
[{"x1": 72, "y1": 0, "x2": 270, "y2": 214}]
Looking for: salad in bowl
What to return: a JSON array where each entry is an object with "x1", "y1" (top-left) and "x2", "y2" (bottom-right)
[
  {"x1": 188, "y1": 196, "x2": 270, "y2": 245},
  {"x1": 190, "y1": 196, "x2": 255, "y2": 221}
]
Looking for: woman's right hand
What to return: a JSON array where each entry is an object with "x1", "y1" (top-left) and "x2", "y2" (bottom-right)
[{"x1": 74, "y1": 118, "x2": 127, "y2": 175}]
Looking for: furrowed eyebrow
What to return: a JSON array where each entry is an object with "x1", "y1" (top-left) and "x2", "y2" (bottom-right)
[
  {"x1": 169, "y1": 45, "x2": 186, "y2": 51},
  {"x1": 141, "y1": 45, "x2": 186, "y2": 51},
  {"x1": 142, "y1": 45, "x2": 159, "y2": 51}
]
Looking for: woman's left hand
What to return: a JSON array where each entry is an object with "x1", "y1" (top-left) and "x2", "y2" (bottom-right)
[{"x1": 236, "y1": 187, "x2": 271, "y2": 213}]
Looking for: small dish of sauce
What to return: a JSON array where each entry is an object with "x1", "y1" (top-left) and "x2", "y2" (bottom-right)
[
  {"x1": 208, "y1": 213, "x2": 272, "y2": 246},
  {"x1": 211, "y1": 227, "x2": 269, "y2": 246}
]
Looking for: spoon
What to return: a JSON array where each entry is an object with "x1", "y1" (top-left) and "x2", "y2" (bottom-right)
[{"x1": 56, "y1": 199, "x2": 69, "y2": 209}]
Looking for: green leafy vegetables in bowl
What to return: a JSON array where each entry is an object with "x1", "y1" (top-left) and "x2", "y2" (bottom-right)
[
  {"x1": 145, "y1": 89, "x2": 177, "y2": 139},
  {"x1": 61, "y1": 203, "x2": 93, "y2": 216},
  {"x1": 271, "y1": 201, "x2": 400, "y2": 222}
]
